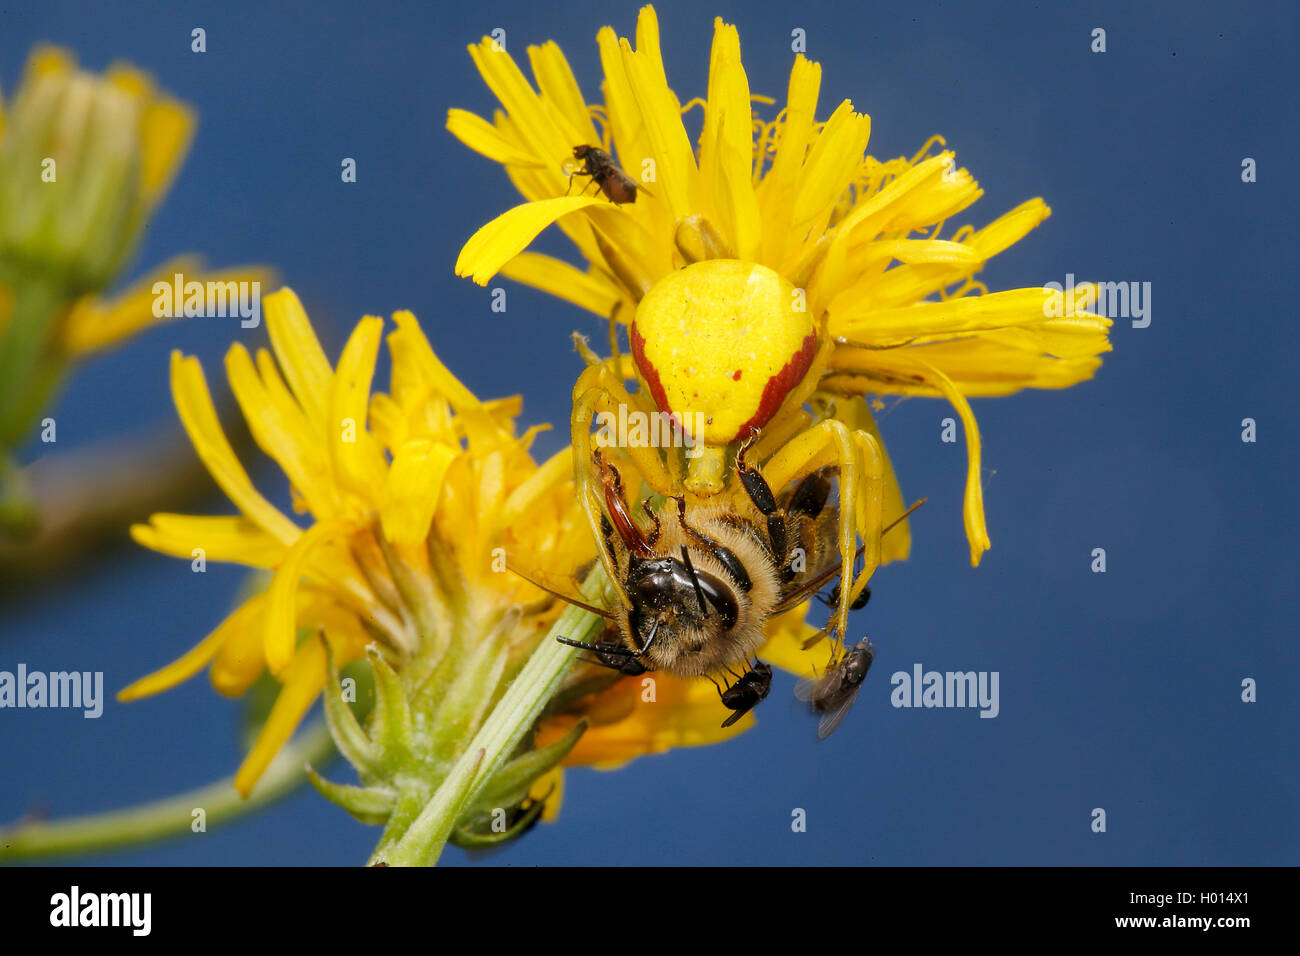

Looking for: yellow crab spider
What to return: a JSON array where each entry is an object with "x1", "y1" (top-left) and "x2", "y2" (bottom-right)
[{"x1": 567, "y1": 258, "x2": 893, "y2": 652}]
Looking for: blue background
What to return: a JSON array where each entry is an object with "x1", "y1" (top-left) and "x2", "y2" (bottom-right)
[{"x1": 1, "y1": 0, "x2": 1296, "y2": 865}]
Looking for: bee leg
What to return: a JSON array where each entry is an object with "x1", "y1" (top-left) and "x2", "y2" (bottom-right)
[
  {"x1": 674, "y1": 497, "x2": 753, "y2": 593},
  {"x1": 762, "y1": 420, "x2": 884, "y2": 645},
  {"x1": 788, "y1": 472, "x2": 831, "y2": 519}
]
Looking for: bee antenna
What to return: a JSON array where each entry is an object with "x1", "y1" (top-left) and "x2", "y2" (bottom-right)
[{"x1": 679, "y1": 545, "x2": 709, "y2": 617}]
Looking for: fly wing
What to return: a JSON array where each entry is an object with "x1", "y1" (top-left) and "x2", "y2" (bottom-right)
[
  {"x1": 815, "y1": 684, "x2": 863, "y2": 739},
  {"x1": 794, "y1": 670, "x2": 841, "y2": 704},
  {"x1": 720, "y1": 708, "x2": 748, "y2": 729}
]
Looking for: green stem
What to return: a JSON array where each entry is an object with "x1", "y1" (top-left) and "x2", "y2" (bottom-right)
[
  {"x1": 0, "y1": 275, "x2": 69, "y2": 451},
  {"x1": 375, "y1": 567, "x2": 607, "y2": 866},
  {"x1": 0, "y1": 719, "x2": 335, "y2": 861}
]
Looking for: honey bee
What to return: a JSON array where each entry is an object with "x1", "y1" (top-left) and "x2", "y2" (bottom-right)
[
  {"x1": 795, "y1": 637, "x2": 874, "y2": 739},
  {"x1": 536, "y1": 445, "x2": 923, "y2": 725},
  {"x1": 568, "y1": 145, "x2": 641, "y2": 204}
]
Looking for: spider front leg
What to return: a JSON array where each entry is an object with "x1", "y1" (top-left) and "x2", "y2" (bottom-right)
[
  {"x1": 570, "y1": 363, "x2": 678, "y2": 607},
  {"x1": 761, "y1": 419, "x2": 885, "y2": 647}
]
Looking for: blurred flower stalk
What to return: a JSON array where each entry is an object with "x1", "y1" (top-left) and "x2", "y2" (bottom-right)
[{"x1": 0, "y1": 46, "x2": 269, "y2": 539}]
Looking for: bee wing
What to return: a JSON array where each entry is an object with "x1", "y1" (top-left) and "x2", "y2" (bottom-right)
[
  {"x1": 815, "y1": 685, "x2": 863, "y2": 739},
  {"x1": 771, "y1": 498, "x2": 927, "y2": 616},
  {"x1": 506, "y1": 559, "x2": 614, "y2": 620}
]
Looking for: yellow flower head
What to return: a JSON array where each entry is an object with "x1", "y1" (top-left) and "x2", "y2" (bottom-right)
[
  {"x1": 451, "y1": 5, "x2": 1112, "y2": 565},
  {"x1": 0, "y1": 45, "x2": 193, "y2": 293},
  {"x1": 120, "y1": 289, "x2": 803, "y2": 819}
]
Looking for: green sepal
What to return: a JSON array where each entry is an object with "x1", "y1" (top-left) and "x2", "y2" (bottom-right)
[
  {"x1": 461, "y1": 718, "x2": 587, "y2": 820},
  {"x1": 305, "y1": 767, "x2": 396, "y2": 826},
  {"x1": 450, "y1": 797, "x2": 547, "y2": 849},
  {"x1": 322, "y1": 639, "x2": 379, "y2": 778},
  {"x1": 366, "y1": 646, "x2": 414, "y2": 771}
]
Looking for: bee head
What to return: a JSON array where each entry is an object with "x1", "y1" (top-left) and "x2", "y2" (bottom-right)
[
  {"x1": 622, "y1": 554, "x2": 740, "y2": 667},
  {"x1": 627, "y1": 556, "x2": 737, "y2": 628}
]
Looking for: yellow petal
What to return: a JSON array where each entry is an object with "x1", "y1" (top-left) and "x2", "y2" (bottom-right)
[
  {"x1": 263, "y1": 288, "x2": 334, "y2": 429},
  {"x1": 834, "y1": 286, "x2": 1077, "y2": 341},
  {"x1": 118, "y1": 597, "x2": 264, "y2": 701},
  {"x1": 169, "y1": 352, "x2": 300, "y2": 546},
  {"x1": 699, "y1": 19, "x2": 760, "y2": 261},
  {"x1": 234, "y1": 637, "x2": 328, "y2": 796},
  {"x1": 61, "y1": 260, "x2": 276, "y2": 357},
  {"x1": 455, "y1": 196, "x2": 610, "y2": 285},
  {"x1": 758, "y1": 55, "x2": 821, "y2": 262},
  {"x1": 130, "y1": 514, "x2": 287, "y2": 567},
  {"x1": 792, "y1": 100, "x2": 870, "y2": 230},
  {"x1": 327, "y1": 316, "x2": 388, "y2": 499},
  {"x1": 526, "y1": 41, "x2": 601, "y2": 148},
  {"x1": 381, "y1": 438, "x2": 457, "y2": 545},
  {"x1": 226, "y1": 343, "x2": 336, "y2": 520},
  {"x1": 464, "y1": 38, "x2": 572, "y2": 180},
  {"x1": 137, "y1": 95, "x2": 195, "y2": 207},
  {"x1": 499, "y1": 252, "x2": 622, "y2": 318},
  {"x1": 756, "y1": 607, "x2": 822, "y2": 679},
  {"x1": 968, "y1": 198, "x2": 1051, "y2": 259},
  {"x1": 388, "y1": 310, "x2": 499, "y2": 446},
  {"x1": 898, "y1": 358, "x2": 989, "y2": 566},
  {"x1": 543, "y1": 672, "x2": 749, "y2": 768},
  {"x1": 264, "y1": 521, "x2": 338, "y2": 674},
  {"x1": 498, "y1": 445, "x2": 570, "y2": 534},
  {"x1": 445, "y1": 108, "x2": 546, "y2": 168},
  {"x1": 617, "y1": 28, "x2": 699, "y2": 221},
  {"x1": 529, "y1": 766, "x2": 565, "y2": 822},
  {"x1": 210, "y1": 595, "x2": 271, "y2": 696}
]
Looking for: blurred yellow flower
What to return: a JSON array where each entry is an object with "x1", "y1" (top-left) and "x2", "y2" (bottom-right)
[{"x1": 0, "y1": 46, "x2": 272, "y2": 462}]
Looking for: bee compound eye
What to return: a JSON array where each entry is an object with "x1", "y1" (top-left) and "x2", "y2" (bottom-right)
[{"x1": 693, "y1": 570, "x2": 738, "y2": 631}]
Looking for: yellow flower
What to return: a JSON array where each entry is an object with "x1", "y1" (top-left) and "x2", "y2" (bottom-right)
[
  {"x1": 119, "y1": 288, "x2": 788, "y2": 821},
  {"x1": 450, "y1": 5, "x2": 1112, "y2": 565},
  {"x1": 0, "y1": 45, "x2": 193, "y2": 291}
]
